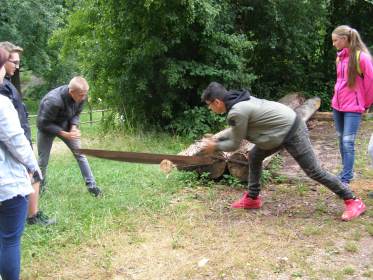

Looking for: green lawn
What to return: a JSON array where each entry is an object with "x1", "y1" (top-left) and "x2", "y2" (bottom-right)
[{"x1": 22, "y1": 120, "x2": 194, "y2": 277}]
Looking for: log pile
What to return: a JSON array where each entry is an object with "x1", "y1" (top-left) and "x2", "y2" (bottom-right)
[{"x1": 160, "y1": 93, "x2": 321, "y2": 181}]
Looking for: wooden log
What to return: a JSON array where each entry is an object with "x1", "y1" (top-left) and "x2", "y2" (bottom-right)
[
  {"x1": 227, "y1": 97, "x2": 321, "y2": 181},
  {"x1": 160, "y1": 139, "x2": 227, "y2": 179},
  {"x1": 176, "y1": 139, "x2": 227, "y2": 179},
  {"x1": 312, "y1": 111, "x2": 373, "y2": 121},
  {"x1": 226, "y1": 93, "x2": 306, "y2": 181},
  {"x1": 276, "y1": 92, "x2": 306, "y2": 110}
]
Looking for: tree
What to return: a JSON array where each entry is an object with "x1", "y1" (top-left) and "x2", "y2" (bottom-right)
[
  {"x1": 0, "y1": 0, "x2": 65, "y2": 75},
  {"x1": 232, "y1": 0, "x2": 329, "y2": 100},
  {"x1": 53, "y1": 0, "x2": 256, "y2": 126}
]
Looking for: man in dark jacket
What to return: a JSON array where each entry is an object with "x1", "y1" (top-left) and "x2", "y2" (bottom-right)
[
  {"x1": 0, "y1": 41, "x2": 54, "y2": 226},
  {"x1": 200, "y1": 81, "x2": 366, "y2": 221},
  {"x1": 37, "y1": 76, "x2": 102, "y2": 197}
]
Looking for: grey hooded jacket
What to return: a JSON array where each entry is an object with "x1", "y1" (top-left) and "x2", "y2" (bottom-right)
[{"x1": 216, "y1": 96, "x2": 296, "y2": 151}]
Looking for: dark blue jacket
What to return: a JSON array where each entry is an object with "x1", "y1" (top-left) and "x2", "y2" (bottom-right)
[
  {"x1": 37, "y1": 85, "x2": 85, "y2": 135},
  {"x1": 0, "y1": 77, "x2": 32, "y2": 144}
]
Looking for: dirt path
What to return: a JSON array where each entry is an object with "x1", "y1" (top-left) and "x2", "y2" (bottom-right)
[{"x1": 30, "y1": 183, "x2": 373, "y2": 280}]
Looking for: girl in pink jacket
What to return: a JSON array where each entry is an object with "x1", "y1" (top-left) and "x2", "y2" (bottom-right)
[{"x1": 331, "y1": 25, "x2": 373, "y2": 184}]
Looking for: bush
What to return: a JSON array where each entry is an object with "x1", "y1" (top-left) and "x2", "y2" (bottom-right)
[{"x1": 168, "y1": 106, "x2": 226, "y2": 140}]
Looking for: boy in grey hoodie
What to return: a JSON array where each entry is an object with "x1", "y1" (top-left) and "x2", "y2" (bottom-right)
[{"x1": 201, "y1": 82, "x2": 366, "y2": 221}]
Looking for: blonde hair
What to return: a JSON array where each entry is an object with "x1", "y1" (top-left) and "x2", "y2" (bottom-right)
[
  {"x1": 332, "y1": 25, "x2": 371, "y2": 88},
  {"x1": 68, "y1": 76, "x2": 89, "y2": 92},
  {"x1": 0, "y1": 41, "x2": 23, "y2": 54}
]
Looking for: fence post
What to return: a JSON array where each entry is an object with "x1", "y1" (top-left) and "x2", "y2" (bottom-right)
[{"x1": 89, "y1": 105, "x2": 93, "y2": 126}]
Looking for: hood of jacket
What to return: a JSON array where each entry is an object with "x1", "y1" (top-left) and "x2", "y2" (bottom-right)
[{"x1": 223, "y1": 89, "x2": 251, "y2": 111}]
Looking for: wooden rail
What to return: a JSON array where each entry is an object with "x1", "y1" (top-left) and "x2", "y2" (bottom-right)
[{"x1": 29, "y1": 109, "x2": 110, "y2": 126}]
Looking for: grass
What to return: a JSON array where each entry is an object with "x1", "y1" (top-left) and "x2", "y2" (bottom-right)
[
  {"x1": 19, "y1": 120, "x2": 373, "y2": 279},
  {"x1": 22, "y1": 120, "x2": 192, "y2": 278}
]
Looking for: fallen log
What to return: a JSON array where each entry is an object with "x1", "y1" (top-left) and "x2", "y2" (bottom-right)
[
  {"x1": 160, "y1": 135, "x2": 228, "y2": 178},
  {"x1": 175, "y1": 139, "x2": 227, "y2": 179},
  {"x1": 227, "y1": 97, "x2": 321, "y2": 181},
  {"x1": 312, "y1": 111, "x2": 373, "y2": 121}
]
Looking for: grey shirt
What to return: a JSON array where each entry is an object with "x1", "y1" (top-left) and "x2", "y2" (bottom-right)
[{"x1": 216, "y1": 96, "x2": 296, "y2": 151}]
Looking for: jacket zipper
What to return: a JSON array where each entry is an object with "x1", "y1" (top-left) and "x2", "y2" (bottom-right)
[
  {"x1": 336, "y1": 62, "x2": 344, "y2": 108},
  {"x1": 355, "y1": 92, "x2": 359, "y2": 106}
]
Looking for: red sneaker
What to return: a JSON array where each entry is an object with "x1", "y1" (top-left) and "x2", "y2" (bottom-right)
[
  {"x1": 231, "y1": 192, "x2": 263, "y2": 209},
  {"x1": 341, "y1": 198, "x2": 366, "y2": 221}
]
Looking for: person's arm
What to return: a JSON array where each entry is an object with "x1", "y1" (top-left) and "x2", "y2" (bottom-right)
[
  {"x1": 37, "y1": 98, "x2": 65, "y2": 135},
  {"x1": 70, "y1": 101, "x2": 84, "y2": 126},
  {"x1": 0, "y1": 97, "x2": 41, "y2": 176},
  {"x1": 215, "y1": 111, "x2": 249, "y2": 151},
  {"x1": 58, "y1": 129, "x2": 80, "y2": 140},
  {"x1": 360, "y1": 53, "x2": 373, "y2": 108},
  {"x1": 202, "y1": 111, "x2": 249, "y2": 154}
]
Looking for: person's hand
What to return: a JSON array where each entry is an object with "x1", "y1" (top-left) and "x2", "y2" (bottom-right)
[
  {"x1": 59, "y1": 130, "x2": 80, "y2": 140},
  {"x1": 201, "y1": 138, "x2": 217, "y2": 155},
  {"x1": 32, "y1": 168, "x2": 43, "y2": 183},
  {"x1": 70, "y1": 125, "x2": 81, "y2": 138}
]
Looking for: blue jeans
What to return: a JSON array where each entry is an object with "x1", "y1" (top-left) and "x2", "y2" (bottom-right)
[
  {"x1": 333, "y1": 110, "x2": 362, "y2": 183},
  {"x1": 247, "y1": 120, "x2": 354, "y2": 200},
  {"x1": 0, "y1": 195, "x2": 28, "y2": 280}
]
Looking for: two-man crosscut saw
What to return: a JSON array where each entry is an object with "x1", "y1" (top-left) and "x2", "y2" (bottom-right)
[{"x1": 78, "y1": 149, "x2": 248, "y2": 166}]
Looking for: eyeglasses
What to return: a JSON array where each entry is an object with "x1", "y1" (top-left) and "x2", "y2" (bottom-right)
[{"x1": 8, "y1": 60, "x2": 20, "y2": 66}]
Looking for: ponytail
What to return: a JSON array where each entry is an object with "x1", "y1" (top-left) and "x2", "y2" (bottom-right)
[{"x1": 348, "y1": 29, "x2": 360, "y2": 88}]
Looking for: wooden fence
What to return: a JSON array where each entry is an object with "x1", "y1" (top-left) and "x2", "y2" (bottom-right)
[{"x1": 29, "y1": 108, "x2": 110, "y2": 126}]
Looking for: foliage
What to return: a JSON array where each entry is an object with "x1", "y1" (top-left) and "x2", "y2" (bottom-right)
[
  {"x1": 221, "y1": 174, "x2": 244, "y2": 188},
  {"x1": 233, "y1": 1, "x2": 330, "y2": 101},
  {"x1": 2, "y1": 0, "x2": 373, "y2": 125},
  {"x1": 0, "y1": 0, "x2": 65, "y2": 75},
  {"x1": 52, "y1": 0, "x2": 256, "y2": 127},
  {"x1": 168, "y1": 106, "x2": 226, "y2": 140}
]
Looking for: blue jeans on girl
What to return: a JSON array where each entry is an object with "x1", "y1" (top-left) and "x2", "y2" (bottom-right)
[
  {"x1": 333, "y1": 109, "x2": 362, "y2": 184},
  {"x1": 0, "y1": 195, "x2": 28, "y2": 280}
]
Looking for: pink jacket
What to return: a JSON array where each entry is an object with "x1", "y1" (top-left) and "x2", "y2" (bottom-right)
[{"x1": 332, "y1": 48, "x2": 373, "y2": 113}]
